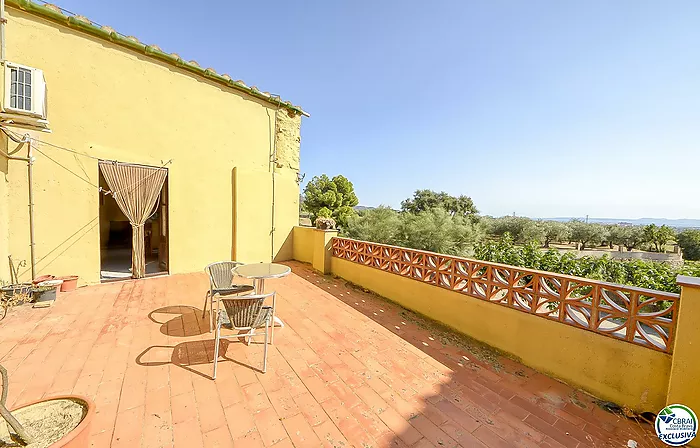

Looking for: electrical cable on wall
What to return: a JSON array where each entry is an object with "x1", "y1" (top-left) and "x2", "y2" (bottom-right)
[
  {"x1": 32, "y1": 145, "x2": 104, "y2": 190},
  {"x1": 1, "y1": 125, "x2": 172, "y2": 197}
]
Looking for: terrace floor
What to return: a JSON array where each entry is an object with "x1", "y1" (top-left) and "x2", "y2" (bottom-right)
[{"x1": 0, "y1": 261, "x2": 663, "y2": 448}]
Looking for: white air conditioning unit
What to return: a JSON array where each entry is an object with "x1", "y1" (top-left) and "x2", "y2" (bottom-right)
[{"x1": 2, "y1": 62, "x2": 48, "y2": 128}]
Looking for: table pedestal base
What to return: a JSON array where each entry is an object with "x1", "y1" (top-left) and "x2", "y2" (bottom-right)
[{"x1": 254, "y1": 278, "x2": 284, "y2": 342}]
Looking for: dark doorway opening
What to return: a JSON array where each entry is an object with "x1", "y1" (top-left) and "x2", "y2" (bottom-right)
[{"x1": 98, "y1": 168, "x2": 169, "y2": 281}]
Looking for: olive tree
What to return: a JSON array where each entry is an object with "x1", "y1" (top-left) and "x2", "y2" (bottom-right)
[
  {"x1": 608, "y1": 225, "x2": 645, "y2": 251},
  {"x1": 401, "y1": 190, "x2": 479, "y2": 222},
  {"x1": 486, "y1": 216, "x2": 543, "y2": 244},
  {"x1": 344, "y1": 207, "x2": 401, "y2": 245},
  {"x1": 567, "y1": 220, "x2": 607, "y2": 250},
  {"x1": 396, "y1": 208, "x2": 481, "y2": 255},
  {"x1": 537, "y1": 221, "x2": 571, "y2": 248}
]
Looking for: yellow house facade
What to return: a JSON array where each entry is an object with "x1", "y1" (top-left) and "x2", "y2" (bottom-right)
[{"x1": 0, "y1": 0, "x2": 307, "y2": 285}]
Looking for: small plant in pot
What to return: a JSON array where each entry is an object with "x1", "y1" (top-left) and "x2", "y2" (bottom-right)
[
  {"x1": 315, "y1": 216, "x2": 336, "y2": 230},
  {"x1": 0, "y1": 363, "x2": 94, "y2": 447}
]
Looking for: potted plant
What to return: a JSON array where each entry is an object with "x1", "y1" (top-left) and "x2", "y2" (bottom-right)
[
  {"x1": 0, "y1": 284, "x2": 33, "y2": 321},
  {"x1": 32, "y1": 274, "x2": 55, "y2": 285},
  {"x1": 0, "y1": 363, "x2": 94, "y2": 447},
  {"x1": 315, "y1": 217, "x2": 336, "y2": 230},
  {"x1": 57, "y1": 276, "x2": 79, "y2": 292},
  {"x1": 32, "y1": 280, "x2": 63, "y2": 308},
  {"x1": 0, "y1": 282, "x2": 32, "y2": 298}
]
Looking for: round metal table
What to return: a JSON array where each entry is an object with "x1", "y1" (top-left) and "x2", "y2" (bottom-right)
[{"x1": 232, "y1": 263, "x2": 291, "y2": 344}]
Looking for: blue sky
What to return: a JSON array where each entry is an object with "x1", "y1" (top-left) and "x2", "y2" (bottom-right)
[{"x1": 53, "y1": 0, "x2": 700, "y2": 219}]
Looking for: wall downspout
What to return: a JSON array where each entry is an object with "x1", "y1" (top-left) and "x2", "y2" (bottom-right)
[
  {"x1": 267, "y1": 102, "x2": 280, "y2": 262},
  {"x1": 0, "y1": 128, "x2": 36, "y2": 281},
  {"x1": 26, "y1": 140, "x2": 35, "y2": 279}
]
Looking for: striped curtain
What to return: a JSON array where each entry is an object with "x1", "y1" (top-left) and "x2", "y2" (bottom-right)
[{"x1": 99, "y1": 161, "x2": 167, "y2": 278}]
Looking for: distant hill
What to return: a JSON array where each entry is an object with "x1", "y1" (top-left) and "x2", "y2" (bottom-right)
[
  {"x1": 354, "y1": 205, "x2": 402, "y2": 213},
  {"x1": 352, "y1": 207, "x2": 700, "y2": 228},
  {"x1": 545, "y1": 217, "x2": 700, "y2": 229}
]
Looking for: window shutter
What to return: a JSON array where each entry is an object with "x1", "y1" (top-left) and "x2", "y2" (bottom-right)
[
  {"x1": 31, "y1": 68, "x2": 46, "y2": 118},
  {"x1": 3, "y1": 65, "x2": 11, "y2": 111}
]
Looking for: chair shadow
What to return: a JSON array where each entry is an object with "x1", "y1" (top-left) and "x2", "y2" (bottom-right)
[
  {"x1": 148, "y1": 305, "x2": 211, "y2": 337},
  {"x1": 135, "y1": 338, "x2": 264, "y2": 380}
]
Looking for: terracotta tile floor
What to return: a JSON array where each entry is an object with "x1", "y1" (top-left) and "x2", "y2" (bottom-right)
[{"x1": 0, "y1": 261, "x2": 663, "y2": 448}]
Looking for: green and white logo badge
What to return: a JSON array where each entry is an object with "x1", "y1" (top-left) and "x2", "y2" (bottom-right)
[{"x1": 655, "y1": 404, "x2": 697, "y2": 446}]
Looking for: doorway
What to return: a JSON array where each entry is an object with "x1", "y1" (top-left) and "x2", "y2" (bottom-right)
[{"x1": 98, "y1": 168, "x2": 169, "y2": 281}]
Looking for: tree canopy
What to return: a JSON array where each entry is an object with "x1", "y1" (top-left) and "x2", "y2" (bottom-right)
[
  {"x1": 538, "y1": 221, "x2": 571, "y2": 248},
  {"x1": 401, "y1": 190, "x2": 478, "y2": 221},
  {"x1": 344, "y1": 207, "x2": 483, "y2": 256},
  {"x1": 302, "y1": 174, "x2": 359, "y2": 228},
  {"x1": 642, "y1": 224, "x2": 676, "y2": 252},
  {"x1": 567, "y1": 220, "x2": 608, "y2": 250},
  {"x1": 398, "y1": 208, "x2": 482, "y2": 255},
  {"x1": 345, "y1": 207, "x2": 401, "y2": 245},
  {"x1": 483, "y1": 216, "x2": 543, "y2": 244},
  {"x1": 677, "y1": 229, "x2": 700, "y2": 261},
  {"x1": 607, "y1": 225, "x2": 645, "y2": 251}
]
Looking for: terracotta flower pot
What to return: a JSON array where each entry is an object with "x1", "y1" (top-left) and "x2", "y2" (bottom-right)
[
  {"x1": 9, "y1": 395, "x2": 95, "y2": 448},
  {"x1": 58, "y1": 276, "x2": 79, "y2": 292},
  {"x1": 32, "y1": 274, "x2": 55, "y2": 284}
]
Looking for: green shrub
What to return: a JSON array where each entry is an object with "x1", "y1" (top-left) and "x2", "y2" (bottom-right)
[
  {"x1": 473, "y1": 238, "x2": 700, "y2": 294},
  {"x1": 344, "y1": 207, "x2": 483, "y2": 256}
]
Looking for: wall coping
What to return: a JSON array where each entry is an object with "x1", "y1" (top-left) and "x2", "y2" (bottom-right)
[
  {"x1": 677, "y1": 275, "x2": 700, "y2": 288},
  {"x1": 295, "y1": 226, "x2": 338, "y2": 233}
]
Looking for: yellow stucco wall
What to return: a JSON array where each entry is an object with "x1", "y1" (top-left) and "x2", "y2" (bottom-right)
[
  {"x1": 313, "y1": 229, "x2": 336, "y2": 274},
  {"x1": 292, "y1": 226, "x2": 314, "y2": 264},
  {"x1": 291, "y1": 226, "x2": 337, "y2": 273},
  {"x1": 231, "y1": 168, "x2": 300, "y2": 264},
  {"x1": 330, "y1": 257, "x2": 672, "y2": 412},
  {"x1": 667, "y1": 278, "x2": 700, "y2": 447},
  {"x1": 1, "y1": 8, "x2": 301, "y2": 284},
  {"x1": 272, "y1": 172, "x2": 301, "y2": 262}
]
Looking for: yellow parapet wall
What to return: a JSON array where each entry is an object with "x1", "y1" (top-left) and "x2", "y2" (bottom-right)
[
  {"x1": 667, "y1": 276, "x2": 700, "y2": 445},
  {"x1": 292, "y1": 226, "x2": 337, "y2": 273},
  {"x1": 292, "y1": 227, "x2": 315, "y2": 264},
  {"x1": 330, "y1": 256, "x2": 672, "y2": 413}
]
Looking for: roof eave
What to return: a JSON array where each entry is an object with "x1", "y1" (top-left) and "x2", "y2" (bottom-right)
[{"x1": 6, "y1": 0, "x2": 310, "y2": 117}]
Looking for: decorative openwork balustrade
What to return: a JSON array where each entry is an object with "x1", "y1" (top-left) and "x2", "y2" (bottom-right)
[{"x1": 332, "y1": 237, "x2": 679, "y2": 353}]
